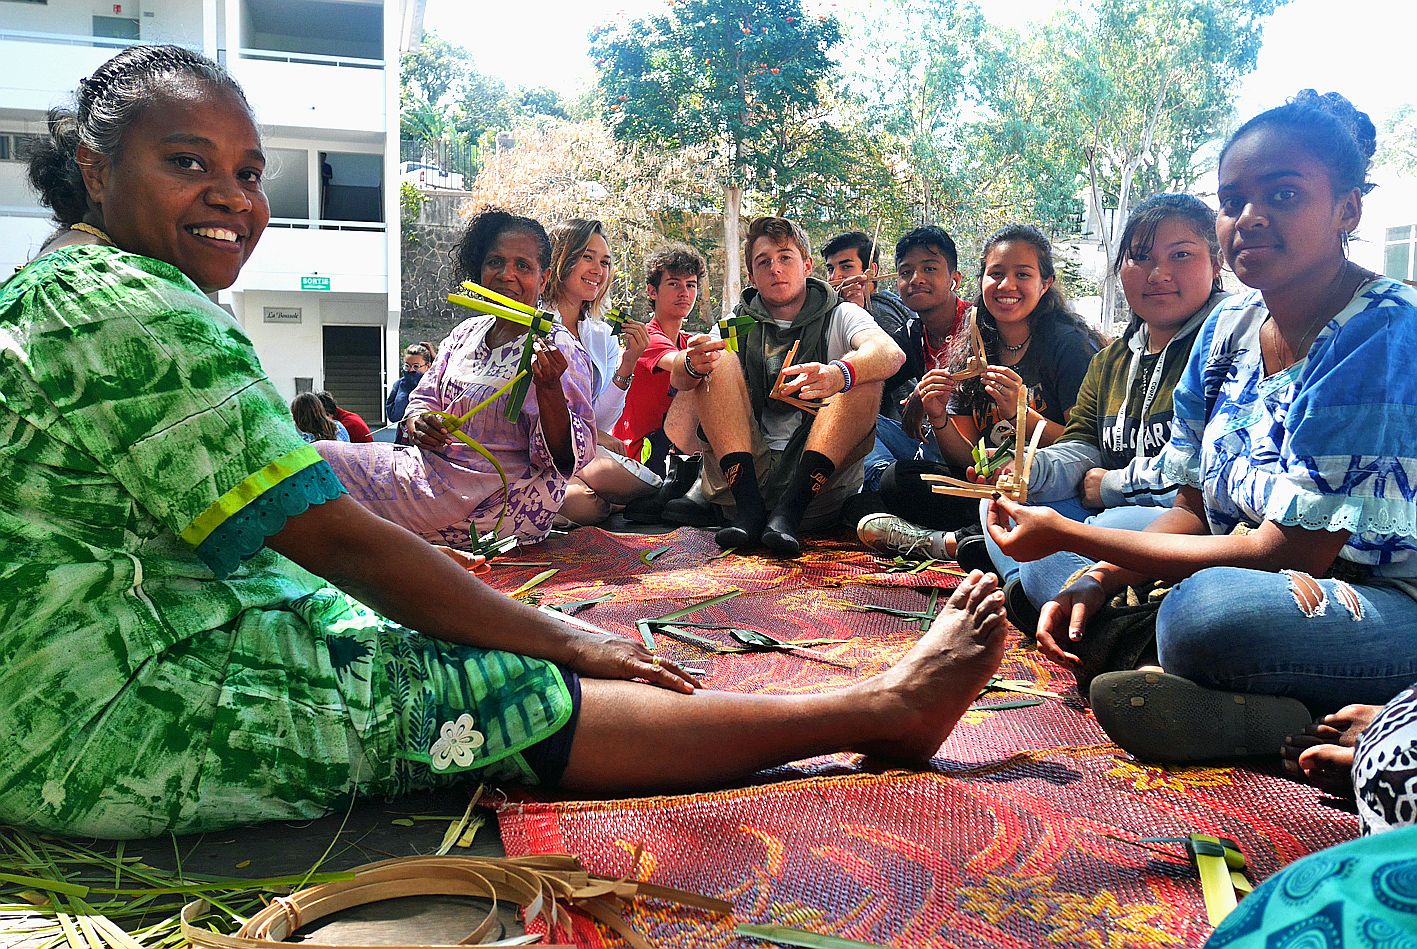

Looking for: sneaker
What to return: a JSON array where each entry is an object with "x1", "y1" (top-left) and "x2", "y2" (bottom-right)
[
  {"x1": 856, "y1": 513, "x2": 950, "y2": 560},
  {"x1": 1089, "y1": 670, "x2": 1311, "y2": 763}
]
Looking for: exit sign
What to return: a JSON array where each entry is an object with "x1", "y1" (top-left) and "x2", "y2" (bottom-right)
[{"x1": 300, "y1": 276, "x2": 331, "y2": 291}]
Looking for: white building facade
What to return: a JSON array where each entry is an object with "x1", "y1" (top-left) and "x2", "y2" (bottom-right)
[{"x1": 0, "y1": 0, "x2": 414, "y2": 425}]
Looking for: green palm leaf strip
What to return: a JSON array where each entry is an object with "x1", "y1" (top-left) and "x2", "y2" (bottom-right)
[
  {"x1": 970, "y1": 697, "x2": 1045, "y2": 711},
  {"x1": 637, "y1": 589, "x2": 745, "y2": 654},
  {"x1": 716, "y1": 314, "x2": 756, "y2": 353},
  {"x1": 509, "y1": 569, "x2": 558, "y2": 599},
  {"x1": 653, "y1": 624, "x2": 725, "y2": 652},
  {"x1": 736, "y1": 922, "x2": 887, "y2": 948},
  {"x1": 447, "y1": 280, "x2": 556, "y2": 422},
  {"x1": 428, "y1": 369, "x2": 526, "y2": 545},
  {"x1": 649, "y1": 589, "x2": 744, "y2": 623},
  {"x1": 548, "y1": 593, "x2": 615, "y2": 614},
  {"x1": 640, "y1": 544, "x2": 674, "y2": 565}
]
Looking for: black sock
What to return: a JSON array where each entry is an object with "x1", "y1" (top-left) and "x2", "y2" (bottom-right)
[
  {"x1": 720, "y1": 451, "x2": 766, "y2": 530},
  {"x1": 770, "y1": 450, "x2": 836, "y2": 535}
]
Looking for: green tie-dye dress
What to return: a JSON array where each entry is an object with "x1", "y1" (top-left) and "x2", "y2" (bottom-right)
[{"x1": 0, "y1": 246, "x2": 572, "y2": 839}]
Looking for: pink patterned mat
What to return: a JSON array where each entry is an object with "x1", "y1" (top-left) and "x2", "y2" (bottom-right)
[{"x1": 483, "y1": 528, "x2": 1358, "y2": 948}]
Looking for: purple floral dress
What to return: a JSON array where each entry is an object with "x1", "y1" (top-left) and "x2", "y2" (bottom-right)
[{"x1": 319, "y1": 315, "x2": 596, "y2": 546}]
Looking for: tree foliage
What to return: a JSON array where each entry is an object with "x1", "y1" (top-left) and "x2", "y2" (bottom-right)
[
  {"x1": 400, "y1": 31, "x2": 572, "y2": 181},
  {"x1": 1378, "y1": 104, "x2": 1417, "y2": 178},
  {"x1": 411, "y1": 0, "x2": 1290, "y2": 325},
  {"x1": 591, "y1": 0, "x2": 839, "y2": 189},
  {"x1": 468, "y1": 121, "x2": 728, "y2": 319},
  {"x1": 1061, "y1": 0, "x2": 1287, "y2": 326},
  {"x1": 591, "y1": 0, "x2": 844, "y2": 309}
]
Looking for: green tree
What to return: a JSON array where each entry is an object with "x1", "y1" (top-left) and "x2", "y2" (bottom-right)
[
  {"x1": 518, "y1": 86, "x2": 570, "y2": 121},
  {"x1": 1063, "y1": 0, "x2": 1286, "y2": 329},
  {"x1": 400, "y1": 32, "x2": 470, "y2": 142},
  {"x1": 591, "y1": 0, "x2": 842, "y2": 313},
  {"x1": 457, "y1": 71, "x2": 514, "y2": 139},
  {"x1": 847, "y1": 0, "x2": 1087, "y2": 267},
  {"x1": 1378, "y1": 104, "x2": 1417, "y2": 177}
]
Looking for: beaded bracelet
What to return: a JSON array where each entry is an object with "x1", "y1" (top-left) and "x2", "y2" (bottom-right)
[{"x1": 829, "y1": 359, "x2": 853, "y2": 392}]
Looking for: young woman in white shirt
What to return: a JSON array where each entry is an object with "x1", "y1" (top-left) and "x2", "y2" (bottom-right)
[{"x1": 545, "y1": 218, "x2": 661, "y2": 525}]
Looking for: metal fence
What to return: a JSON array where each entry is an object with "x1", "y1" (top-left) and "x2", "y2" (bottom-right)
[{"x1": 399, "y1": 138, "x2": 480, "y2": 180}]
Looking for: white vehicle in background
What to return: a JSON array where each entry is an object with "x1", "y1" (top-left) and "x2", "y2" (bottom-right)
[{"x1": 399, "y1": 161, "x2": 465, "y2": 191}]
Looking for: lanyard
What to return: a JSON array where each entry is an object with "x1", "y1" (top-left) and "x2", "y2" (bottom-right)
[{"x1": 1112, "y1": 330, "x2": 1169, "y2": 461}]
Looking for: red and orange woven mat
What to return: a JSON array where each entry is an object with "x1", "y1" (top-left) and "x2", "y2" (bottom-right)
[{"x1": 482, "y1": 527, "x2": 1359, "y2": 948}]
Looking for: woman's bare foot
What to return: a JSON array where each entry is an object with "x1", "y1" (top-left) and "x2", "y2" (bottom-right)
[
  {"x1": 1282, "y1": 703, "x2": 1383, "y2": 797},
  {"x1": 857, "y1": 570, "x2": 1009, "y2": 760}
]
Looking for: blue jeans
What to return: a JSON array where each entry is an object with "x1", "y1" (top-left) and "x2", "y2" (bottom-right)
[
  {"x1": 982, "y1": 495, "x2": 1169, "y2": 594},
  {"x1": 864, "y1": 416, "x2": 941, "y2": 492},
  {"x1": 1155, "y1": 567, "x2": 1417, "y2": 711}
]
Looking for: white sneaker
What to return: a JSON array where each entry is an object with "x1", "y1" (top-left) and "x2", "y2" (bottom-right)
[{"x1": 856, "y1": 513, "x2": 950, "y2": 560}]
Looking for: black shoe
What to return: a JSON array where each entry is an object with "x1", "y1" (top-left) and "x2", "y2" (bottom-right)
[
  {"x1": 1003, "y1": 578, "x2": 1040, "y2": 639},
  {"x1": 953, "y1": 525, "x2": 995, "y2": 575},
  {"x1": 662, "y1": 492, "x2": 718, "y2": 528},
  {"x1": 623, "y1": 453, "x2": 702, "y2": 524},
  {"x1": 1090, "y1": 671, "x2": 1311, "y2": 762}
]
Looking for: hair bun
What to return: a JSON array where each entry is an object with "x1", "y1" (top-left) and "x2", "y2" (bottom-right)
[
  {"x1": 27, "y1": 109, "x2": 88, "y2": 226},
  {"x1": 1292, "y1": 89, "x2": 1377, "y2": 165}
]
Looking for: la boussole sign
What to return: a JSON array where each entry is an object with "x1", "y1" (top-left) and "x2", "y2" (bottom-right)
[{"x1": 301, "y1": 276, "x2": 331, "y2": 291}]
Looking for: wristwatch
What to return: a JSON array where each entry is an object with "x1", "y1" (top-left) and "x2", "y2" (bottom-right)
[{"x1": 613, "y1": 371, "x2": 634, "y2": 389}]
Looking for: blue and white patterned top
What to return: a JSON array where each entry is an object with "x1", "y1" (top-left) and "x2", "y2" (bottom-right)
[{"x1": 1158, "y1": 277, "x2": 1417, "y2": 578}]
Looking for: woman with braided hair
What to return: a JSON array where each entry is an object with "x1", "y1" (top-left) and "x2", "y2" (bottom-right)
[{"x1": 0, "y1": 46, "x2": 1011, "y2": 839}]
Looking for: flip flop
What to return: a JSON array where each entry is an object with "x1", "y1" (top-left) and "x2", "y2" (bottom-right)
[{"x1": 1090, "y1": 670, "x2": 1311, "y2": 763}]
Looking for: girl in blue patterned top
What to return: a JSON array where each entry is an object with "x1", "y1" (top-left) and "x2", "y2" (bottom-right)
[{"x1": 988, "y1": 90, "x2": 1417, "y2": 763}]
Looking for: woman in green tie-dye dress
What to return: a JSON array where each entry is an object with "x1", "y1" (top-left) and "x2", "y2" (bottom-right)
[{"x1": 0, "y1": 47, "x2": 1011, "y2": 839}]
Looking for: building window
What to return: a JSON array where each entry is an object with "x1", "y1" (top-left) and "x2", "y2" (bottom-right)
[
  {"x1": 263, "y1": 148, "x2": 310, "y2": 220},
  {"x1": 93, "y1": 15, "x2": 140, "y2": 40},
  {"x1": 242, "y1": 0, "x2": 383, "y2": 61},
  {"x1": 1385, "y1": 225, "x2": 1416, "y2": 282},
  {"x1": 0, "y1": 133, "x2": 41, "y2": 163}
]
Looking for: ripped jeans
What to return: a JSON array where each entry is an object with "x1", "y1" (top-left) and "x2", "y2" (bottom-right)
[{"x1": 1155, "y1": 566, "x2": 1417, "y2": 711}]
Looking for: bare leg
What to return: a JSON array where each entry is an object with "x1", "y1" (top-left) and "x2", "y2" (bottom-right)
[
  {"x1": 558, "y1": 572, "x2": 1007, "y2": 792},
  {"x1": 803, "y1": 381, "x2": 883, "y2": 464},
  {"x1": 558, "y1": 478, "x2": 612, "y2": 527},
  {"x1": 695, "y1": 350, "x2": 754, "y2": 456},
  {"x1": 664, "y1": 391, "x2": 704, "y2": 455},
  {"x1": 1282, "y1": 703, "x2": 1384, "y2": 796}
]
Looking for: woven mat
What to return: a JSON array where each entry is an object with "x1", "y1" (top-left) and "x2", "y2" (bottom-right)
[{"x1": 486, "y1": 528, "x2": 1359, "y2": 948}]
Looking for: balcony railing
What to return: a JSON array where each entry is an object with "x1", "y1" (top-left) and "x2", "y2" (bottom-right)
[
  {"x1": 237, "y1": 48, "x2": 382, "y2": 70},
  {"x1": 266, "y1": 218, "x2": 387, "y2": 232},
  {"x1": 0, "y1": 29, "x2": 141, "y2": 50}
]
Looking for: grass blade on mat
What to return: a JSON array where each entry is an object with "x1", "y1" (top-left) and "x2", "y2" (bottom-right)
[
  {"x1": 736, "y1": 922, "x2": 888, "y2": 948},
  {"x1": 647, "y1": 589, "x2": 743, "y2": 624},
  {"x1": 509, "y1": 569, "x2": 557, "y2": 599}
]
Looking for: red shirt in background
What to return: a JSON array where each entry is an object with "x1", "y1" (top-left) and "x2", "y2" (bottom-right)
[
  {"x1": 334, "y1": 407, "x2": 373, "y2": 443},
  {"x1": 613, "y1": 317, "x2": 687, "y2": 453}
]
